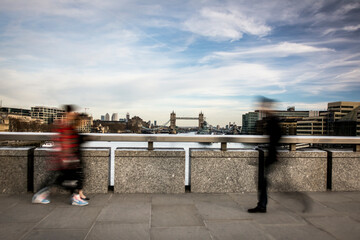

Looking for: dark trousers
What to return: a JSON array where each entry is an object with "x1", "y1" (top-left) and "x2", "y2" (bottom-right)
[
  {"x1": 41, "y1": 168, "x2": 84, "y2": 193},
  {"x1": 258, "y1": 149, "x2": 277, "y2": 208}
]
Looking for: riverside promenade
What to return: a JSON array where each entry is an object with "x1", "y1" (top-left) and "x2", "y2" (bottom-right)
[{"x1": 0, "y1": 192, "x2": 359, "y2": 240}]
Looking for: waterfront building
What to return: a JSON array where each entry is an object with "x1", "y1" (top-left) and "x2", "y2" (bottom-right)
[{"x1": 30, "y1": 106, "x2": 65, "y2": 124}]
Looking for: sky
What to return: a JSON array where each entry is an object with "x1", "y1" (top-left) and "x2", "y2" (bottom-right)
[{"x1": 0, "y1": 0, "x2": 359, "y2": 127}]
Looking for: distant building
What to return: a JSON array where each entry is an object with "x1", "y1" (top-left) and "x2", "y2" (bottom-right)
[
  {"x1": 242, "y1": 112, "x2": 259, "y2": 134},
  {"x1": 327, "y1": 101, "x2": 360, "y2": 136},
  {"x1": 111, "y1": 113, "x2": 118, "y2": 121},
  {"x1": 0, "y1": 107, "x2": 31, "y2": 117},
  {"x1": 77, "y1": 114, "x2": 93, "y2": 133},
  {"x1": 30, "y1": 106, "x2": 65, "y2": 124},
  {"x1": 101, "y1": 115, "x2": 105, "y2": 121},
  {"x1": 297, "y1": 116, "x2": 327, "y2": 135},
  {"x1": 126, "y1": 113, "x2": 130, "y2": 122},
  {"x1": 242, "y1": 107, "x2": 311, "y2": 135},
  {"x1": 105, "y1": 113, "x2": 110, "y2": 121}
]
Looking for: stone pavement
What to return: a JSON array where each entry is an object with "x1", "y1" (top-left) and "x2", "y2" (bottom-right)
[{"x1": 0, "y1": 192, "x2": 359, "y2": 240}]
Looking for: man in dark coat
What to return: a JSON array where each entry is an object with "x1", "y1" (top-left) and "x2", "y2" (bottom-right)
[{"x1": 248, "y1": 97, "x2": 282, "y2": 213}]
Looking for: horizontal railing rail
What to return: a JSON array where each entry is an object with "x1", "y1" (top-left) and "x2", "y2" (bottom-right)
[{"x1": 0, "y1": 132, "x2": 359, "y2": 151}]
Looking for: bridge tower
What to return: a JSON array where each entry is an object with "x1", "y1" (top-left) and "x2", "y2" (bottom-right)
[
  {"x1": 199, "y1": 112, "x2": 204, "y2": 129},
  {"x1": 170, "y1": 111, "x2": 176, "y2": 134}
]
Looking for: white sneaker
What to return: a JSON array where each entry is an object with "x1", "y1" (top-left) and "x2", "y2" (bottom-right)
[
  {"x1": 71, "y1": 194, "x2": 88, "y2": 206},
  {"x1": 32, "y1": 188, "x2": 50, "y2": 204}
]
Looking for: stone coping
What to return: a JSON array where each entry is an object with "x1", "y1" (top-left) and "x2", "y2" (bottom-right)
[
  {"x1": 116, "y1": 148, "x2": 185, "y2": 157},
  {"x1": 0, "y1": 147, "x2": 34, "y2": 156},
  {"x1": 34, "y1": 147, "x2": 110, "y2": 157},
  {"x1": 190, "y1": 149, "x2": 258, "y2": 158}
]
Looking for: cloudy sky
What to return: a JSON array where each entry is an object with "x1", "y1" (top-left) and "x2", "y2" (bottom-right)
[{"x1": 0, "y1": 0, "x2": 359, "y2": 126}]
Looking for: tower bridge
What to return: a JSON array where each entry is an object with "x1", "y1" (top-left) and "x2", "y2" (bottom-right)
[{"x1": 170, "y1": 111, "x2": 205, "y2": 134}]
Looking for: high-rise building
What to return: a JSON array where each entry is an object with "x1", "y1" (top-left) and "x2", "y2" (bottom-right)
[
  {"x1": 105, "y1": 113, "x2": 110, "y2": 121},
  {"x1": 111, "y1": 113, "x2": 118, "y2": 121},
  {"x1": 101, "y1": 115, "x2": 105, "y2": 121},
  {"x1": 126, "y1": 113, "x2": 130, "y2": 122}
]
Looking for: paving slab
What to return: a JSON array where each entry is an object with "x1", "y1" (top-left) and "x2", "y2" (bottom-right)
[
  {"x1": 306, "y1": 216, "x2": 360, "y2": 240},
  {"x1": 0, "y1": 222, "x2": 36, "y2": 240},
  {"x1": 151, "y1": 204, "x2": 204, "y2": 227},
  {"x1": 262, "y1": 224, "x2": 336, "y2": 240},
  {"x1": 205, "y1": 220, "x2": 270, "y2": 240},
  {"x1": 195, "y1": 200, "x2": 249, "y2": 220},
  {"x1": 269, "y1": 192, "x2": 337, "y2": 216},
  {"x1": 35, "y1": 207, "x2": 102, "y2": 229},
  {"x1": 0, "y1": 192, "x2": 359, "y2": 240},
  {"x1": 151, "y1": 194, "x2": 194, "y2": 205},
  {"x1": 86, "y1": 223, "x2": 149, "y2": 240},
  {"x1": 307, "y1": 191, "x2": 355, "y2": 203},
  {"x1": 0, "y1": 203, "x2": 54, "y2": 223},
  {"x1": 97, "y1": 202, "x2": 151, "y2": 223},
  {"x1": 23, "y1": 229, "x2": 88, "y2": 240},
  {"x1": 151, "y1": 226, "x2": 212, "y2": 240},
  {"x1": 320, "y1": 201, "x2": 360, "y2": 213}
]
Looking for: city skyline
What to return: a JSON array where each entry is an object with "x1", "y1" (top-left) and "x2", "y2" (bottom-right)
[{"x1": 0, "y1": 1, "x2": 359, "y2": 126}]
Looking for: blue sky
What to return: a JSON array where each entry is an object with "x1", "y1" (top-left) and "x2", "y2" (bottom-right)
[{"x1": 0, "y1": 0, "x2": 359, "y2": 126}]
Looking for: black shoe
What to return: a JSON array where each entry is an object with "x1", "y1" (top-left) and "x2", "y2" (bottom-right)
[
  {"x1": 248, "y1": 206, "x2": 266, "y2": 213},
  {"x1": 81, "y1": 197, "x2": 90, "y2": 200}
]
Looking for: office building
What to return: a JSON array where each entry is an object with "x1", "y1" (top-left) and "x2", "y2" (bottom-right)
[
  {"x1": 242, "y1": 112, "x2": 259, "y2": 134},
  {"x1": 327, "y1": 101, "x2": 360, "y2": 136},
  {"x1": 297, "y1": 116, "x2": 327, "y2": 135},
  {"x1": 0, "y1": 107, "x2": 31, "y2": 117},
  {"x1": 30, "y1": 106, "x2": 65, "y2": 124}
]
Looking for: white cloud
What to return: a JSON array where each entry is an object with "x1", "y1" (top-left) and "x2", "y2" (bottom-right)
[
  {"x1": 324, "y1": 24, "x2": 360, "y2": 35},
  {"x1": 202, "y1": 42, "x2": 334, "y2": 62},
  {"x1": 183, "y1": 7, "x2": 271, "y2": 41}
]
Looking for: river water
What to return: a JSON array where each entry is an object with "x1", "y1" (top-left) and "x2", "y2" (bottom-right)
[{"x1": 83, "y1": 133, "x2": 256, "y2": 186}]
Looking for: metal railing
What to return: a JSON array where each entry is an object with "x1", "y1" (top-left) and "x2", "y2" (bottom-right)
[{"x1": 1, "y1": 132, "x2": 359, "y2": 151}]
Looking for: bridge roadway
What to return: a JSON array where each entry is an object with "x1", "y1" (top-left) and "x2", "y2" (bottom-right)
[{"x1": 1, "y1": 191, "x2": 359, "y2": 240}]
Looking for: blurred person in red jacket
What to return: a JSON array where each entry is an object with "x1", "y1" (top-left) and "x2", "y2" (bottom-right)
[{"x1": 32, "y1": 105, "x2": 89, "y2": 206}]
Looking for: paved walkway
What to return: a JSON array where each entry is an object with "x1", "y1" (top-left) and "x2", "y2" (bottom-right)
[{"x1": 0, "y1": 192, "x2": 359, "y2": 240}]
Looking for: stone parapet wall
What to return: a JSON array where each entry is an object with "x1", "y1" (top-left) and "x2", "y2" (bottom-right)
[
  {"x1": 328, "y1": 149, "x2": 360, "y2": 191},
  {"x1": 34, "y1": 148, "x2": 110, "y2": 193},
  {"x1": 0, "y1": 147, "x2": 33, "y2": 193},
  {"x1": 190, "y1": 149, "x2": 258, "y2": 193},
  {"x1": 115, "y1": 148, "x2": 185, "y2": 193},
  {"x1": 0, "y1": 146, "x2": 359, "y2": 194},
  {"x1": 266, "y1": 149, "x2": 327, "y2": 192}
]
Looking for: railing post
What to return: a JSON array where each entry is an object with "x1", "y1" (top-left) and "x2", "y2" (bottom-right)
[
  {"x1": 355, "y1": 145, "x2": 360, "y2": 152},
  {"x1": 221, "y1": 142, "x2": 227, "y2": 151},
  {"x1": 290, "y1": 143, "x2": 296, "y2": 151},
  {"x1": 148, "y1": 141, "x2": 154, "y2": 151}
]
